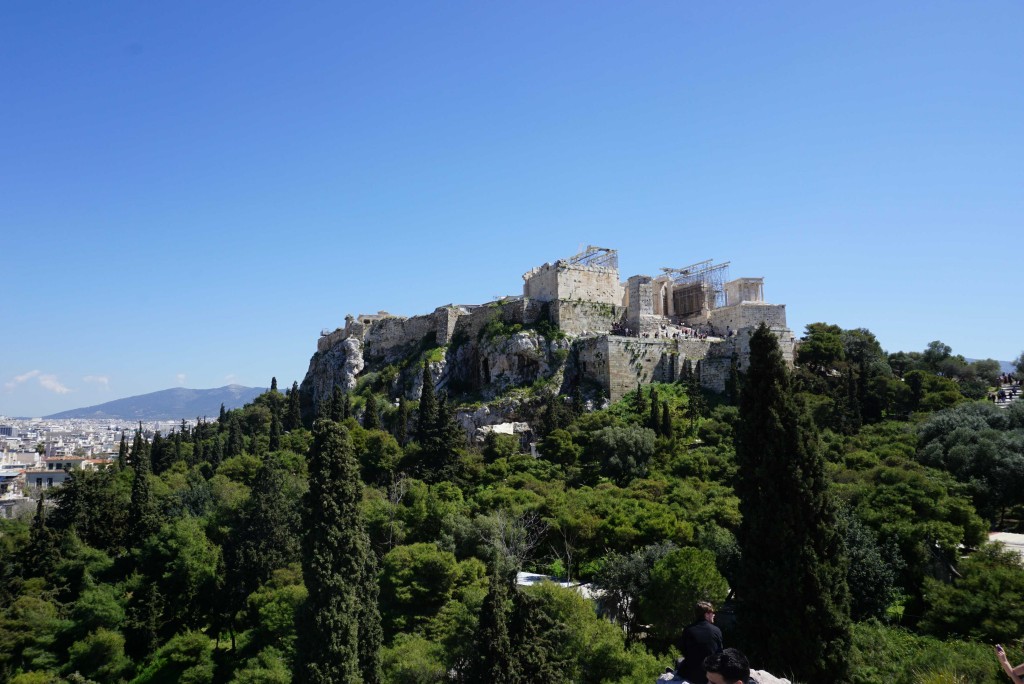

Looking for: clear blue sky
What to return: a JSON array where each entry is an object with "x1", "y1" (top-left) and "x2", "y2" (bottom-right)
[{"x1": 3, "y1": 2, "x2": 1022, "y2": 417}]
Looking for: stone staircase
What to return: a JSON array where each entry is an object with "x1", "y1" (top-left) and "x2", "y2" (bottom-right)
[{"x1": 994, "y1": 383, "x2": 1022, "y2": 409}]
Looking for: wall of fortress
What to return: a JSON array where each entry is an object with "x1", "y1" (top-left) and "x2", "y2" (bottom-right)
[
  {"x1": 552, "y1": 301, "x2": 623, "y2": 336},
  {"x1": 523, "y1": 262, "x2": 622, "y2": 305},
  {"x1": 578, "y1": 336, "x2": 716, "y2": 401},
  {"x1": 708, "y1": 302, "x2": 787, "y2": 336}
]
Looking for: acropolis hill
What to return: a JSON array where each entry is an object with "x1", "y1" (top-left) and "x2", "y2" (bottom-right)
[{"x1": 300, "y1": 246, "x2": 796, "y2": 422}]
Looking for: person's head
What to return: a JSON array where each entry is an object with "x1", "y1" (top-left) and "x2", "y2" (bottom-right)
[
  {"x1": 695, "y1": 600, "x2": 715, "y2": 623},
  {"x1": 704, "y1": 648, "x2": 750, "y2": 684}
]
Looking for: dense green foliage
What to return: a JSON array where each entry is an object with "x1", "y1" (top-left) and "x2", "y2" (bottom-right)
[
  {"x1": 735, "y1": 324, "x2": 851, "y2": 682},
  {"x1": 1, "y1": 337, "x2": 1021, "y2": 683}
]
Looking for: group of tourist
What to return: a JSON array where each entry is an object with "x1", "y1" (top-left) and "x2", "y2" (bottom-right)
[
  {"x1": 609, "y1": 321, "x2": 715, "y2": 341},
  {"x1": 655, "y1": 602, "x2": 789, "y2": 684},
  {"x1": 991, "y1": 387, "x2": 1019, "y2": 403}
]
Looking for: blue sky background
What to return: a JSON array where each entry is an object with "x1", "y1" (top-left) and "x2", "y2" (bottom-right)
[{"x1": 3, "y1": 2, "x2": 1022, "y2": 417}]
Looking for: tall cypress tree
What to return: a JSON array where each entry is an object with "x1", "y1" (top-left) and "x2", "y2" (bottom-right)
[
  {"x1": 473, "y1": 570, "x2": 514, "y2": 683},
  {"x1": 117, "y1": 432, "x2": 128, "y2": 469},
  {"x1": 27, "y1": 493, "x2": 60, "y2": 575},
  {"x1": 285, "y1": 381, "x2": 302, "y2": 431},
  {"x1": 330, "y1": 386, "x2": 344, "y2": 423},
  {"x1": 416, "y1": 362, "x2": 437, "y2": 442},
  {"x1": 128, "y1": 427, "x2": 159, "y2": 543},
  {"x1": 269, "y1": 412, "x2": 282, "y2": 451},
  {"x1": 661, "y1": 401, "x2": 672, "y2": 439},
  {"x1": 226, "y1": 419, "x2": 244, "y2": 458},
  {"x1": 733, "y1": 324, "x2": 851, "y2": 682},
  {"x1": 634, "y1": 381, "x2": 647, "y2": 416},
  {"x1": 297, "y1": 419, "x2": 381, "y2": 683},
  {"x1": 649, "y1": 387, "x2": 660, "y2": 434},
  {"x1": 393, "y1": 396, "x2": 409, "y2": 446},
  {"x1": 363, "y1": 393, "x2": 381, "y2": 430},
  {"x1": 726, "y1": 352, "x2": 741, "y2": 405}
]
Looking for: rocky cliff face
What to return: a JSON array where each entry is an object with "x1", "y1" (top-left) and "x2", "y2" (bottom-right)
[{"x1": 299, "y1": 319, "x2": 574, "y2": 427}]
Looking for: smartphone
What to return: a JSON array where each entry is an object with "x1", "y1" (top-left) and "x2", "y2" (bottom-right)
[{"x1": 997, "y1": 644, "x2": 1005, "y2": 654}]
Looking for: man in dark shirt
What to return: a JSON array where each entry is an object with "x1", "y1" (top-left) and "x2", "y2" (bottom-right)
[{"x1": 680, "y1": 601, "x2": 723, "y2": 684}]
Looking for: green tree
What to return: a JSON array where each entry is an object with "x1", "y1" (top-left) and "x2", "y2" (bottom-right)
[
  {"x1": 232, "y1": 454, "x2": 302, "y2": 597},
  {"x1": 922, "y1": 340, "x2": 953, "y2": 373},
  {"x1": 65, "y1": 627, "x2": 133, "y2": 683},
  {"x1": 920, "y1": 543, "x2": 1024, "y2": 642},
  {"x1": 363, "y1": 393, "x2": 381, "y2": 430},
  {"x1": 593, "y1": 542, "x2": 676, "y2": 643},
  {"x1": 661, "y1": 402, "x2": 672, "y2": 440},
  {"x1": 26, "y1": 494, "x2": 60, "y2": 576},
  {"x1": 269, "y1": 412, "x2": 282, "y2": 451},
  {"x1": 642, "y1": 547, "x2": 729, "y2": 648},
  {"x1": 379, "y1": 543, "x2": 460, "y2": 636},
  {"x1": 472, "y1": 571, "x2": 514, "y2": 683},
  {"x1": 296, "y1": 419, "x2": 380, "y2": 684},
  {"x1": 734, "y1": 323, "x2": 851, "y2": 682},
  {"x1": 128, "y1": 428, "x2": 160, "y2": 544},
  {"x1": 798, "y1": 322, "x2": 845, "y2": 373},
  {"x1": 393, "y1": 395, "x2": 409, "y2": 446},
  {"x1": 634, "y1": 382, "x2": 647, "y2": 416},
  {"x1": 117, "y1": 432, "x2": 128, "y2": 469},
  {"x1": 586, "y1": 425, "x2": 657, "y2": 485},
  {"x1": 417, "y1": 362, "x2": 437, "y2": 443},
  {"x1": 285, "y1": 381, "x2": 302, "y2": 431}
]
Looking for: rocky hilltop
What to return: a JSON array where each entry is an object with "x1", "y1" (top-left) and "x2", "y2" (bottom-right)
[{"x1": 300, "y1": 246, "x2": 796, "y2": 433}]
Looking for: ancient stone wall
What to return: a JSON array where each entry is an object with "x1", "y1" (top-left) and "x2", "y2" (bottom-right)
[
  {"x1": 521, "y1": 263, "x2": 560, "y2": 301},
  {"x1": 522, "y1": 262, "x2": 621, "y2": 305},
  {"x1": 626, "y1": 275, "x2": 656, "y2": 332},
  {"x1": 434, "y1": 306, "x2": 466, "y2": 345},
  {"x1": 362, "y1": 313, "x2": 439, "y2": 364},
  {"x1": 317, "y1": 327, "x2": 348, "y2": 353},
  {"x1": 551, "y1": 301, "x2": 623, "y2": 335},
  {"x1": 708, "y1": 302, "x2": 787, "y2": 337},
  {"x1": 557, "y1": 264, "x2": 621, "y2": 304},
  {"x1": 578, "y1": 336, "x2": 717, "y2": 401}
]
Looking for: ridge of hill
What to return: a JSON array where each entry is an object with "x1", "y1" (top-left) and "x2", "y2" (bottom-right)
[{"x1": 44, "y1": 385, "x2": 264, "y2": 420}]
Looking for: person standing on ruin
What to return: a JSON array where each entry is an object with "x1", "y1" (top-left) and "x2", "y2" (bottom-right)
[{"x1": 680, "y1": 601, "x2": 724, "y2": 684}]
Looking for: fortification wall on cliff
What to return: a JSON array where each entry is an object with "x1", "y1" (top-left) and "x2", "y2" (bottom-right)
[{"x1": 709, "y1": 302, "x2": 787, "y2": 336}]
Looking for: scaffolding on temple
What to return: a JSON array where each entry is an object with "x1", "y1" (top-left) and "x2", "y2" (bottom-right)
[
  {"x1": 662, "y1": 260, "x2": 731, "y2": 312},
  {"x1": 565, "y1": 245, "x2": 618, "y2": 270}
]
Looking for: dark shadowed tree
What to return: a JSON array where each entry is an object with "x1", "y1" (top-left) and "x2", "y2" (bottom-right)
[
  {"x1": 363, "y1": 393, "x2": 381, "y2": 430},
  {"x1": 417, "y1": 362, "x2": 437, "y2": 443},
  {"x1": 269, "y1": 412, "x2": 282, "y2": 451},
  {"x1": 330, "y1": 385, "x2": 345, "y2": 423},
  {"x1": 285, "y1": 381, "x2": 302, "y2": 431},
  {"x1": 393, "y1": 395, "x2": 409, "y2": 446},
  {"x1": 117, "y1": 432, "x2": 128, "y2": 469},
  {"x1": 734, "y1": 323, "x2": 851, "y2": 682},
  {"x1": 296, "y1": 419, "x2": 381, "y2": 683},
  {"x1": 128, "y1": 426, "x2": 160, "y2": 543}
]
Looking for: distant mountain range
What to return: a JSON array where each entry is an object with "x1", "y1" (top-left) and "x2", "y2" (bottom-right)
[{"x1": 45, "y1": 385, "x2": 265, "y2": 420}]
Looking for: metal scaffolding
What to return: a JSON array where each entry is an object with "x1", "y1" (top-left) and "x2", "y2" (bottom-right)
[
  {"x1": 662, "y1": 260, "x2": 731, "y2": 311},
  {"x1": 565, "y1": 245, "x2": 618, "y2": 270}
]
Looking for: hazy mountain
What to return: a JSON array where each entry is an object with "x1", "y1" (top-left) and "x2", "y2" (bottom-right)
[{"x1": 45, "y1": 385, "x2": 265, "y2": 420}]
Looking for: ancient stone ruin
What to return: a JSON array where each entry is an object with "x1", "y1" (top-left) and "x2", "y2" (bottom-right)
[{"x1": 300, "y1": 246, "x2": 795, "y2": 420}]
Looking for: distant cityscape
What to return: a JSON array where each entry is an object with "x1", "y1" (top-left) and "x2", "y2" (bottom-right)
[{"x1": 1, "y1": 416, "x2": 196, "y2": 518}]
